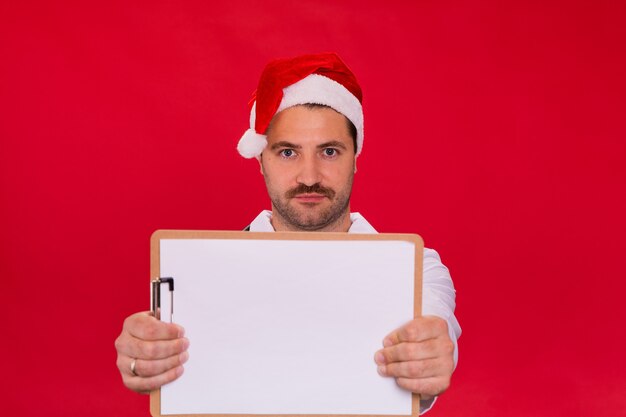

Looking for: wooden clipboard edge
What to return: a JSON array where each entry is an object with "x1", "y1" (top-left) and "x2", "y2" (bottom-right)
[
  {"x1": 149, "y1": 229, "x2": 424, "y2": 417},
  {"x1": 150, "y1": 230, "x2": 162, "y2": 417}
]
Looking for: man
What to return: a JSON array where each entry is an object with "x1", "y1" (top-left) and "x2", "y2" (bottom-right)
[{"x1": 115, "y1": 53, "x2": 461, "y2": 413}]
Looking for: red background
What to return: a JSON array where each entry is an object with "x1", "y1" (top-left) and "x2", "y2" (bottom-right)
[{"x1": 1, "y1": 1, "x2": 625, "y2": 416}]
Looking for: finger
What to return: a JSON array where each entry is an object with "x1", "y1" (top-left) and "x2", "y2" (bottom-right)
[
  {"x1": 396, "y1": 376, "x2": 451, "y2": 397},
  {"x1": 114, "y1": 322, "x2": 189, "y2": 361},
  {"x1": 122, "y1": 364, "x2": 185, "y2": 394},
  {"x1": 125, "y1": 336, "x2": 190, "y2": 361},
  {"x1": 123, "y1": 311, "x2": 185, "y2": 341},
  {"x1": 383, "y1": 316, "x2": 448, "y2": 346},
  {"x1": 378, "y1": 358, "x2": 446, "y2": 379},
  {"x1": 118, "y1": 351, "x2": 189, "y2": 378},
  {"x1": 375, "y1": 339, "x2": 439, "y2": 365}
]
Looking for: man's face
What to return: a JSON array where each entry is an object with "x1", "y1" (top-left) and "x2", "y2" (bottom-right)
[{"x1": 260, "y1": 105, "x2": 357, "y2": 232}]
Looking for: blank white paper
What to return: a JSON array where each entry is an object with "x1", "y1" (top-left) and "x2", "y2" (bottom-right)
[{"x1": 159, "y1": 238, "x2": 416, "y2": 415}]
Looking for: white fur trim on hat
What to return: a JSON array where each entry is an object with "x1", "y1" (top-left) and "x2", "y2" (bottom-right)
[{"x1": 240, "y1": 74, "x2": 364, "y2": 158}]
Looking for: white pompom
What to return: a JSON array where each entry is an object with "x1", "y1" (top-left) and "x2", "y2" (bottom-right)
[{"x1": 237, "y1": 129, "x2": 268, "y2": 158}]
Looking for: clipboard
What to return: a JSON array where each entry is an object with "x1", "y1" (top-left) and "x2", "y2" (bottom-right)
[{"x1": 150, "y1": 230, "x2": 424, "y2": 417}]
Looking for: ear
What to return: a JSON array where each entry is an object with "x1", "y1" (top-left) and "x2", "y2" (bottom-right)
[
  {"x1": 257, "y1": 154, "x2": 264, "y2": 175},
  {"x1": 353, "y1": 155, "x2": 358, "y2": 174}
]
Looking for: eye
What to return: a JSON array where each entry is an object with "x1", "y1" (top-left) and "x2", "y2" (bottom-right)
[
  {"x1": 280, "y1": 149, "x2": 295, "y2": 158},
  {"x1": 323, "y1": 148, "x2": 338, "y2": 157}
]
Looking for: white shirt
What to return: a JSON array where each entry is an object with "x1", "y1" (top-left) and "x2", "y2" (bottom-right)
[{"x1": 248, "y1": 210, "x2": 461, "y2": 414}]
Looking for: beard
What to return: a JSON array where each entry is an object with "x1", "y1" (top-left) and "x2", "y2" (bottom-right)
[{"x1": 267, "y1": 177, "x2": 353, "y2": 231}]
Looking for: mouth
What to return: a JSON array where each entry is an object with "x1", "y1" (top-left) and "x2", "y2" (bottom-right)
[{"x1": 293, "y1": 193, "x2": 327, "y2": 203}]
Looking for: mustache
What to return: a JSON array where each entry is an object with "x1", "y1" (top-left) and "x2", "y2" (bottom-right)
[{"x1": 286, "y1": 184, "x2": 335, "y2": 199}]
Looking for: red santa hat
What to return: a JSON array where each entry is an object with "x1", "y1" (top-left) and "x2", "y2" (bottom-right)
[{"x1": 237, "y1": 52, "x2": 364, "y2": 158}]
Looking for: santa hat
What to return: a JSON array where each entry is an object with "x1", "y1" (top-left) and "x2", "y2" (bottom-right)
[{"x1": 237, "y1": 52, "x2": 364, "y2": 158}]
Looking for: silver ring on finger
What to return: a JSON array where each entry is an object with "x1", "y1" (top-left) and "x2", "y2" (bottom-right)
[{"x1": 130, "y1": 358, "x2": 139, "y2": 377}]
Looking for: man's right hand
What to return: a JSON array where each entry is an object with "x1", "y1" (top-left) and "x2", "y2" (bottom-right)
[{"x1": 114, "y1": 311, "x2": 189, "y2": 393}]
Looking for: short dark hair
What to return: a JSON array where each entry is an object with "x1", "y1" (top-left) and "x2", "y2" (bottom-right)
[{"x1": 301, "y1": 103, "x2": 357, "y2": 153}]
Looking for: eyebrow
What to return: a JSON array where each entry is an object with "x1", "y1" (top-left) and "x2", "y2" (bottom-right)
[
  {"x1": 269, "y1": 140, "x2": 348, "y2": 151},
  {"x1": 270, "y1": 141, "x2": 301, "y2": 150},
  {"x1": 318, "y1": 140, "x2": 348, "y2": 150}
]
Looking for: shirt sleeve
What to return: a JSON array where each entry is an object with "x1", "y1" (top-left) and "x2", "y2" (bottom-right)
[{"x1": 419, "y1": 247, "x2": 462, "y2": 414}]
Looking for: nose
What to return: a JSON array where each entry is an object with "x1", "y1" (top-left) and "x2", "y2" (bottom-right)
[{"x1": 296, "y1": 155, "x2": 322, "y2": 186}]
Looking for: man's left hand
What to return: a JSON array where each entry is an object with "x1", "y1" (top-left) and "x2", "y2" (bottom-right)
[{"x1": 374, "y1": 316, "x2": 455, "y2": 400}]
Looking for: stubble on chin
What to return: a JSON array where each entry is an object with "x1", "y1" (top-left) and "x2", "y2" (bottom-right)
[{"x1": 270, "y1": 189, "x2": 351, "y2": 231}]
